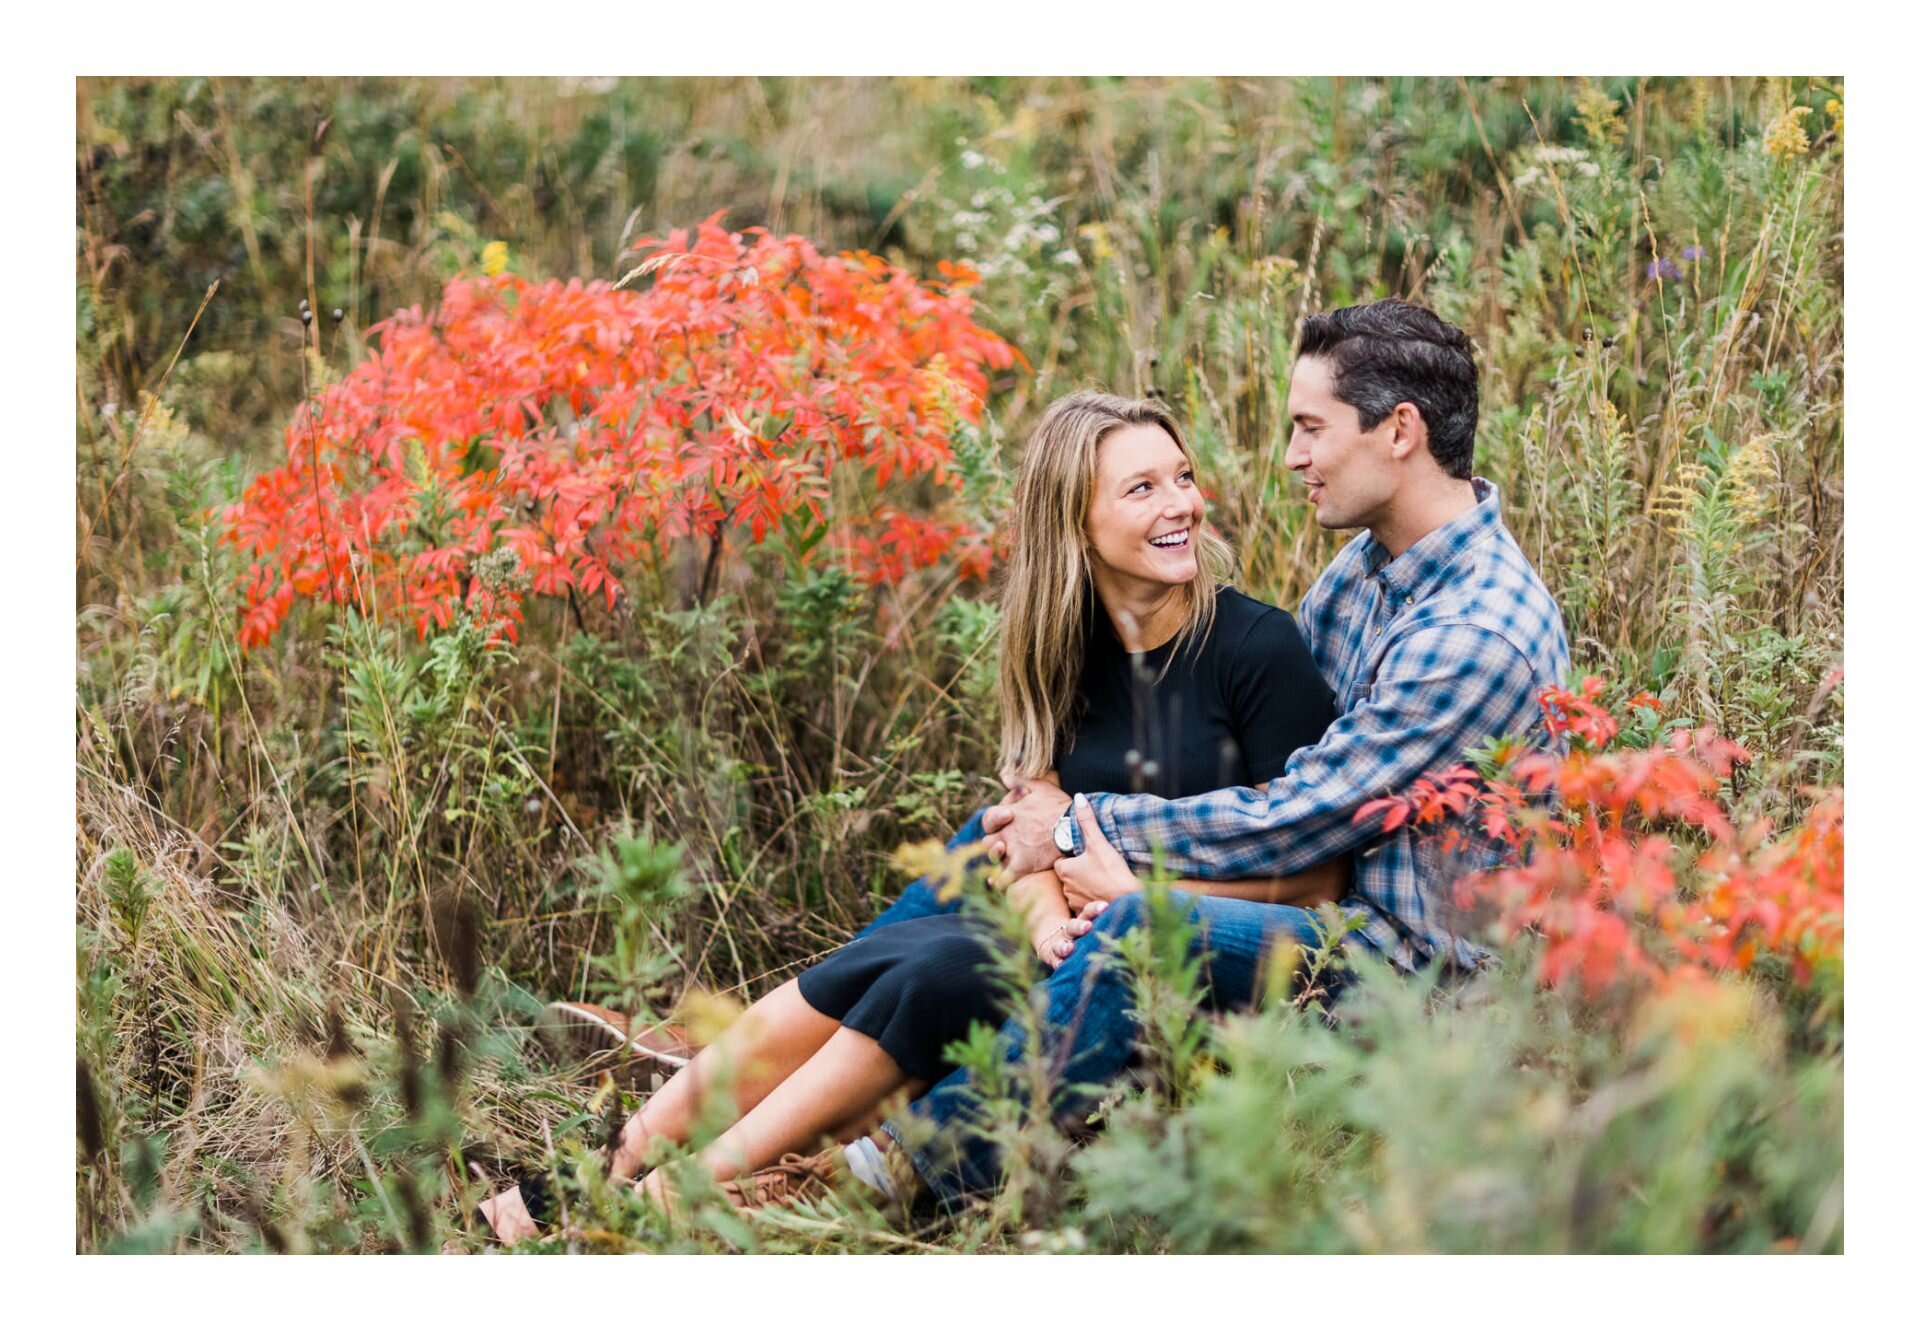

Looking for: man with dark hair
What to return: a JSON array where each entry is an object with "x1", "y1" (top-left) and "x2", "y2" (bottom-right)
[
  {"x1": 1295, "y1": 298, "x2": 1480, "y2": 480},
  {"x1": 710, "y1": 298, "x2": 1570, "y2": 1218}
]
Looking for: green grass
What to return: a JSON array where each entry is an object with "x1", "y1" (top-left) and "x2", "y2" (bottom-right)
[{"x1": 75, "y1": 75, "x2": 1842, "y2": 1254}]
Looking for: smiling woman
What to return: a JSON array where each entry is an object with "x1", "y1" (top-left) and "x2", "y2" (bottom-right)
[
  {"x1": 1084, "y1": 422, "x2": 1208, "y2": 636},
  {"x1": 477, "y1": 391, "x2": 1343, "y2": 1240},
  {"x1": 997, "y1": 393, "x2": 1238, "y2": 782}
]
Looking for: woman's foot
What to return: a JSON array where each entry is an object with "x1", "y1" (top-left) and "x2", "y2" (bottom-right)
[
  {"x1": 476, "y1": 1184, "x2": 544, "y2": 1243},
  {"x1": 635, "y1": 1169, "x2": 675, "y2": 1209}
]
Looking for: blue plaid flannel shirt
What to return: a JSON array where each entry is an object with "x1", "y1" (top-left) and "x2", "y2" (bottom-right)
[{"x1": 1083, "y1": 479, "x2": 1570, "y2": 972}]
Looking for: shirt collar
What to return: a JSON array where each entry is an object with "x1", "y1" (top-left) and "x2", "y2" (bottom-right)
[{"x1": 1360, "y1": 478, "x2": 1502, "y2": 600}]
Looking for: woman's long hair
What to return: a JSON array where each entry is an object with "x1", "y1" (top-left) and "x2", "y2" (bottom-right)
[{"x1": 996, "y1": 392, "x2": 1235, "y2": 778}]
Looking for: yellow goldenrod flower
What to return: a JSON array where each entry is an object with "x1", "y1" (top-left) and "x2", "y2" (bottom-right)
[
  {"x1": 674, "y1": 986, "x2": 745, "y2": 1047},
  {"x1": 1078, "y1": 222, "x2": 1115, "y2": 264},
  {"x1": 1763, "y1": 106, "x2": 1812, "y2": 159},
  {"x1": 481, "y1": 240, "x2": 510, "y2": 277},
  {"x1": 1573, "y1": 86, "x2": 1627, "y2": 148}
]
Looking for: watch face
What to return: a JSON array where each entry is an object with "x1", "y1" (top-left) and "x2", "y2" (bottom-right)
[{"x1": 1055, "y1": 814, "x2": 1075, "y2": 854}]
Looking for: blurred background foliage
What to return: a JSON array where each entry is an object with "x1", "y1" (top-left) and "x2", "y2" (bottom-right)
[{"x1": 76, "y1": 76, "x2": 1841, "y2": 1253}]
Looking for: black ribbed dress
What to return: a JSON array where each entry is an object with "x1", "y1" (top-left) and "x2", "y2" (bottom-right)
[{"x1": 794, "y1": 588, "x2": 1335, "y2": 1082}]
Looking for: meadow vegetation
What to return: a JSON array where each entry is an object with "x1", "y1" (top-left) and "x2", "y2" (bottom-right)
[{"x1": 75, "y1": 76, "x2": 1842, "y2": 1253}]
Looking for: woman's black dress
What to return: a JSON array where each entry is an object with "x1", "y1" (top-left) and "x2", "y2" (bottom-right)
[{"x1": 794, "y1": 588, "x2": 1335, "y2": 1082}]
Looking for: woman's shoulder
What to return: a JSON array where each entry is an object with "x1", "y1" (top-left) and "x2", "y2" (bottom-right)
[
  {"x1": 1207, "y1": 586, "x2": 1314, "y2": 676},
  {"x1": 1212, "y1": 585, "x2": 1302, "y2": 641}
]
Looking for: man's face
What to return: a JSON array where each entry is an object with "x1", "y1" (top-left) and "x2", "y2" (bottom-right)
[{"x1": 1284, "y1": 354, "x2": 1399, "y2": 532}]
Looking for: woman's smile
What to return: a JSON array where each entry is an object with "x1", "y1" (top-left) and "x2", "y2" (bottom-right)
[{"x1": 1083, "y1": 422, "x2": 1206, "y2": 601}]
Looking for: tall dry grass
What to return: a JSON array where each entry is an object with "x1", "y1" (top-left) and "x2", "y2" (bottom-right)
[{"x1": 76, "y1": 76, "x2": 1842, "y2": 1252}]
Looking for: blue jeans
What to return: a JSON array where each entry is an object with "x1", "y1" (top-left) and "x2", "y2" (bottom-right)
[
  {"x1": 855, "y1": 807, "x2": 988, "y2": 938},
  {"x1": 862, "y1": 868, "x2": 1342, "y2": 1210}
]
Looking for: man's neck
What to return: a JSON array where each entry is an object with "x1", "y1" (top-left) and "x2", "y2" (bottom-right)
[
  {"x1": 1370, "y1": 477, "x2": 1480, "y2": 560},
  {"x1": 1091, "y1": 574, "x2": 1188, "y2": 654}
]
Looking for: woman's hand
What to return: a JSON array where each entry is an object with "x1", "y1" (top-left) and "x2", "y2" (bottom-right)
[
  {"x1": 1055, "y1": 794, "x2": 1142, "y2": 914},
  {"x1": 1030, "y1": 913, "x2": 1095, "y2": 970}
]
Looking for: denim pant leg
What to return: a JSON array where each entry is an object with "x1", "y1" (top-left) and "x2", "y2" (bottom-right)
[
  {"x1": 885, "y1": 890, "x2": 1336, "y2": 1209},
  {"x1": 855, "y1": 808, "x2": 991, "y2": 939},
  {"x1": 1174, "y1": 892, "x2": 1347, "y2": 1010}
]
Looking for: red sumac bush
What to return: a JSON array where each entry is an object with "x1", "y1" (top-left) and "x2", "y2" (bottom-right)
[
  {"x1": 223, "y1": 215, "x2": 1020, "y2": 648},
  {"x1": 1359, "y1": 676, "x2": 1843, "y2": 997}
]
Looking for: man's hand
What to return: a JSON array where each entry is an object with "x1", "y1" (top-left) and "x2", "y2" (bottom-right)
[
  {"x1": 1056, "y1": 793, "x2": 1142, "y2": 913},
  {"x1": 982, "y1": 768, "x2": 1071, "y2": 879}
]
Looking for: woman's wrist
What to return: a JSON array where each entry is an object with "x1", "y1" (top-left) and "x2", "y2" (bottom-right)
[{"x1": 1029, "y1": 915, "x2": 1071, "y2": 948}]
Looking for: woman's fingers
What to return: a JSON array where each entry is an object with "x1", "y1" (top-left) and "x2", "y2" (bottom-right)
[
  {"x1": 1071, "y1": 793, "x2": 1111, "y2": 854},
  {"x1": 1078, "y1": 899, "x2": 1109, "y2": 921}
]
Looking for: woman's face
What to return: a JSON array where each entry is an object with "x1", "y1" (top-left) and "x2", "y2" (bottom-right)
[{"x1": 1083, "y1": 422, "x2": 1205, "y2": 594}]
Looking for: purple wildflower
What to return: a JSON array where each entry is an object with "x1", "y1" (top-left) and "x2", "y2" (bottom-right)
[
  {"x1": 1647, "y1": 257, "x2": 1682, "y2": 281},
  {"x1": 1681, "y1": 245, "x2": 1706, "y2": 261}
]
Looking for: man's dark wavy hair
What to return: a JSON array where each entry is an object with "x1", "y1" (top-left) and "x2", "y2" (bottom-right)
[{"x1": 1297, "y1": 299, "x2": 1479, "y2": 480}]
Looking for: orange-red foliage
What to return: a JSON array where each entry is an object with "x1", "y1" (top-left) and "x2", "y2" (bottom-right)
[
  {"x1": 221, "y1": 217, "x2": 1019, "y2": 648},
  {"x1": 1358, "y1": 676, "x2": 1843, "y2": 997}
]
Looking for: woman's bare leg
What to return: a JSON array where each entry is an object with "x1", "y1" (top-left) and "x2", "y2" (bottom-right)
[
  {"x1": 690, "y1": 1025, "x2": 917, "y2": 1181},
  {"x1": 480, "y1": 979, "x2": 838, "y2": 1241},
  {"x1": 608, "y1": 979, "x2": 839, "y2": 1179},
  {"x1": 821, "y1": 1075, "x2": 929, "y2": 1144}
]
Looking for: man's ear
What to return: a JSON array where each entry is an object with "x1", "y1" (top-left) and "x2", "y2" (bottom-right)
[{"x1": 1386, "y1": 401, "x2": 1428, "y2": 462}]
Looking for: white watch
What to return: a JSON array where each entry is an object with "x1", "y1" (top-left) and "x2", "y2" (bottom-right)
[{"x1": 1053, "y1": 807, "x2": 1078, "y2": 855}]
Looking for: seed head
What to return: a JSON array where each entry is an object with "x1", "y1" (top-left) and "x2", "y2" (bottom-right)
[{"x1": 77, "y1": 1058, "x2": 108, "y2": 1162}]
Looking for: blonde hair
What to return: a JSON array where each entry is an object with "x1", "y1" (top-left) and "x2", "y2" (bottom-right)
[{"x1": 996, "y1": 392, "x2": 1235, "y2": 778}]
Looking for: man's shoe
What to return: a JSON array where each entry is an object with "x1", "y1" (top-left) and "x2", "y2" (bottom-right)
[{"x1": 539, "y1": 1001, "x2": 695, "y2": 1091}]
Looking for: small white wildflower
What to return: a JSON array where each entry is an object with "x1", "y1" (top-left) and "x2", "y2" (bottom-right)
[{"x1": 960, "y1": 149, "x2": 986, "y2": 170}]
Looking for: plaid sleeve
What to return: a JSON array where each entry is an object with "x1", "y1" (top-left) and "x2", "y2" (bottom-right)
[{"x1": 1088, "y1": 621, "x2": 1540, "y2": 878}]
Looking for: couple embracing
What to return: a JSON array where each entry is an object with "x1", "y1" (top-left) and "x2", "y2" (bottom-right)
[{"x1": 480, "y1": 297, "x2": 1570, "y2": 1240}]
